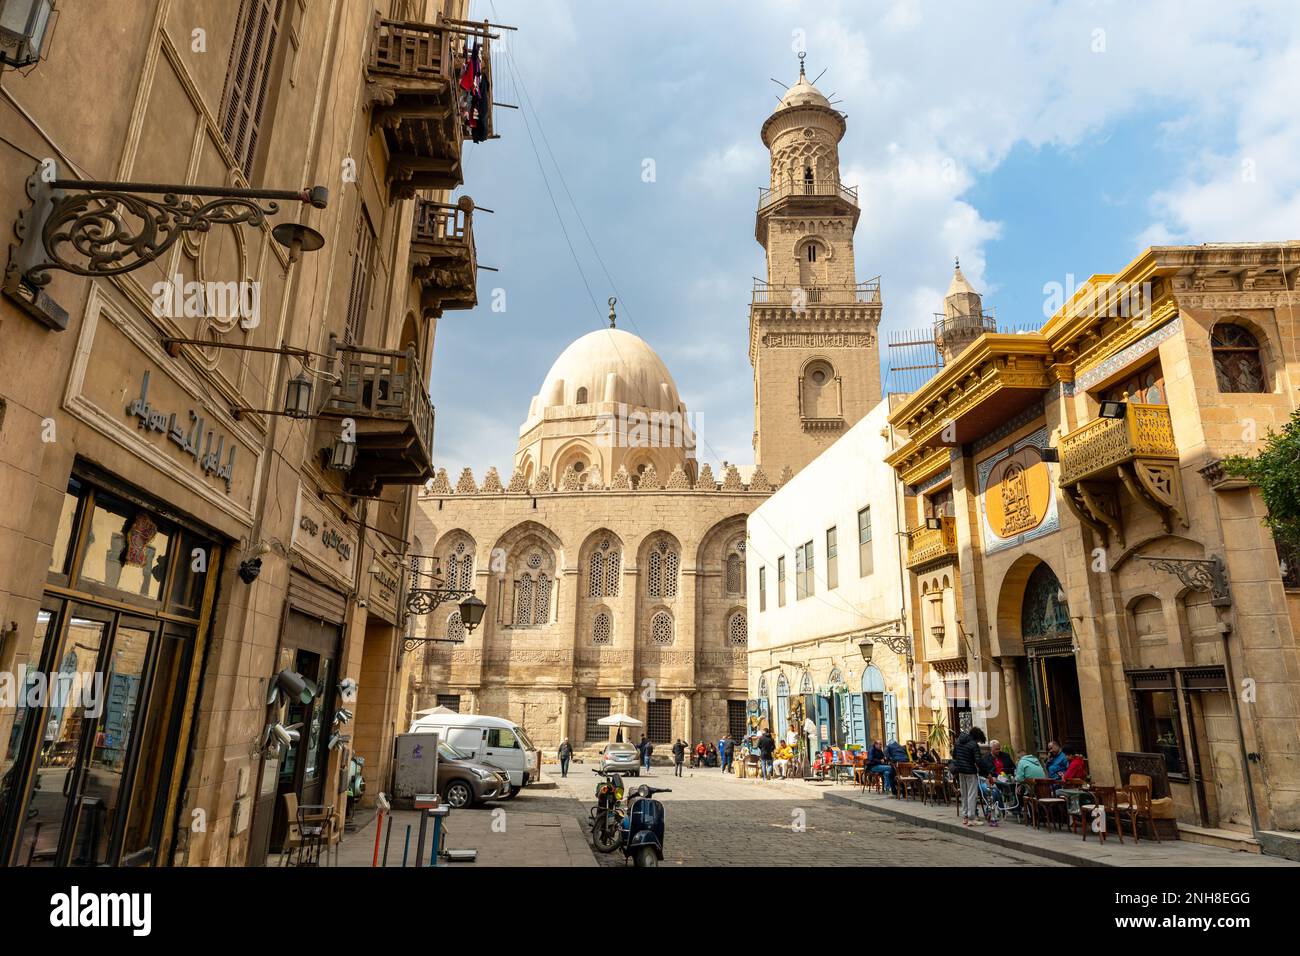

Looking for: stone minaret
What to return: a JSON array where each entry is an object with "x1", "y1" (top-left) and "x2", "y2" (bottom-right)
[
  {"x1": 750, "y1": 56, "x2": 882, "y2": 478},
  {"x1": 934, "y1": 259, "x2": 991, "y2": 364}
]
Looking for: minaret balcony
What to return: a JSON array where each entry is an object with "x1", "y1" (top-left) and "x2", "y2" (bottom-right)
[
  {"x1": 365, "y1": 14, "x2": 495, "y2": 199},
  {"x1": 752, "y1": 279, "x2": 881, "y2": 306},
  {"x1": 411, "y1": 196, "x2": 478, "y2": 313},
  {"x1": 1058, "y1": 401, "x2": 1183, "y2": 547},
  {"x1": 758, "y1": 179, "x2": 859, "y2": 211},
  {"x1": 319, "y1": 345, "x2": 437, "y2": 496}
]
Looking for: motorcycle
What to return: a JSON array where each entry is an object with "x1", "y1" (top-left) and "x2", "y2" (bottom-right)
[
  {"x1": 619, "y1": 783, "x2": 671, "y2": 867},
  {"x1": 589, "y1": 769, "x2": 625, "y2": 853}
]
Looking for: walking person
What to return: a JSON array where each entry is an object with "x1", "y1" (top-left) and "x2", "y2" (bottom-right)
[
  {"x1": 952, "y1": 726, "x2": 987, "y2": 826},
  {"x1": 557, "y1": 738, "x2": 572, "y2": 778},
  {"x1": 720, "y1": 734, "x2": 733, "y2": 773},
  {"x1": 672, "y1": 738, "x2": 686, "y2": 777},
  {"x1": 758, "y1": 729, "x2": 776, "y2": 780},
  {"x1": 642, "y1": 736, "x2": 654, "y2": 774}
]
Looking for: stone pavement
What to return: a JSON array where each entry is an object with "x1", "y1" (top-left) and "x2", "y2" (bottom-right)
[
  {"x1": 766, "y1": 774, "x2": 1300, "y2": 868},
  {"x1": 545, "y1": 761, "x2": 1054, "y2": 866},
  {"x1": 334, "y1": 794, "x2": 598, "y2": 868}
]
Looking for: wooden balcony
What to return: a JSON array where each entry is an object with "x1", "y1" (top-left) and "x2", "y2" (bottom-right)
[
  {"x1": 366, "y1": 14, "x2": 494, "y2": 198},
  {"x1": 411, "y1": 196, "x2": 477, "y2": 313},
  {"x1": 319, "y1": 346, "x2": 436, "y2": 495},
  {"x1": 1058, "y1": 402, "x2": 1182, "y2": 546},
  {"x1": 906, "y1": 517, "x2": 958, "y2": 570}
]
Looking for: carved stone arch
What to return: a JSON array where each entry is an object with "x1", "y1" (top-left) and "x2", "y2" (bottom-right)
[
  {"x1": 639, "y1": 530, "x2": 683, "y2": 601},
  {"x1": 552, "y1": 438, "x2": 598, "y2": 489},
  {"x1": 992, "y1": 552, "x2": 1062, "y2": 658},
  {"x1": 799, "y1": 354, "x2": 842, "y2": 421},
  {"x1": 431, "y1": 528, "x2": 478, "y2": 593},
  {"x1": 578, "y1": 528, "x2": 624, "y2": 601},
  {"x1": 1208, "y1": 313, "x2": 1276, "y2": 394},
  {"x1": 492, "y1": 521, "x2": 564, "y2": 628}
]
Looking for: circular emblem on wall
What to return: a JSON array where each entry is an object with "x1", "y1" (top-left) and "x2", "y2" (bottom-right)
[{"x1": 984, "y1": 448, "x2": 1052, "y2": 539}]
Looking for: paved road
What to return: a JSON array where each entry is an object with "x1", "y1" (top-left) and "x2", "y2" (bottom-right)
[{"x1": 526, "y1": 762, "x2": 1056, "y2": 867}]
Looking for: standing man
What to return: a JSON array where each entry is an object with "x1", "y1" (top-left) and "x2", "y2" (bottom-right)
[
  {"x1": 641, "y1": 735, "x2": 654, "y2": 774},
  {"x1": 953, "y1": 726, "x2": 987, "y2": 827},
  {"x1": 672, "y1": 738, "x2": 686, "y2": 777},
  {"x1": 557, "y1": 738, "x2": 572, "y2": 778},
  {"x1": 719, "y1": 734, "x2": 731, "y2": 773},
  {"x1": 758, "y1": 729, "x2": 776, "y2": 781}
]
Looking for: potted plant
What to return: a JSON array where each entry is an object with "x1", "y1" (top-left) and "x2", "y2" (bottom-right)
[{"x1": 927, "y1": 711, "x2": 950, "y2": 757}]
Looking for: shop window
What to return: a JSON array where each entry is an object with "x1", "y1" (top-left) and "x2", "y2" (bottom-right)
[
  {"x1": 78, "y1": 493, "x2": 173, "y2": 602},
  {"x1": 47, "y1": 479, "x2": 85, "y2": 578},
  {"x1": 1211, "y1": 323, "x2": 1266, "y2": 393},
  {"x1": 585, "y1": 697, "x2": 611, "y2": 741},
  {"x1": 1135, "y1": 689, "x2": 1185, "y2": 776}
]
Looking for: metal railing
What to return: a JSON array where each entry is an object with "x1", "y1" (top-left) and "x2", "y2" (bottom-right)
[
  {"x1": 906, "y1": 517, "x2": 958, "y2": 569},
  {"x1": 752, "y1": 278, "x2": 881, "y2": 306},
  {"x1": 758, "y1": 179, "x2": 859, "y2": 210},
  {"x1": 1058, "y1": 403, "x2": 1177, "y2": 485},
  {"x1": 933, "y1": 311, "x2": 997, "y2": 342},
  {"x1": 322, "y1": 346, "x2": 435, "y2": 464}
]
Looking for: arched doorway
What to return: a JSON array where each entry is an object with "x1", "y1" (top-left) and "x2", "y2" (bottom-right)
[
  {"x1": 775, "y1": 674, "x2": 790, "y2": 741},
  {"x1": 860, "y1": 664, "x2": 886, "y2": 746},
  {"x1": 1020, "y1": 562, "x2": 1085, "y2": 756}
]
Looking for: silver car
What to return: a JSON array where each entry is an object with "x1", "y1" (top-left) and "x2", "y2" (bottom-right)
[{"x1": 599, "y1": 742, "x2": 642, "y2": 776}]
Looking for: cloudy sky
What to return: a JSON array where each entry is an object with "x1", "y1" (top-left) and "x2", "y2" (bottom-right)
[{"x1": 429, "y1": 0, "x2": 1299, "y2": 478}]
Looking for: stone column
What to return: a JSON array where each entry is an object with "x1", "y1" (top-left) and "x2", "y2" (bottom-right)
[{"x1": 998, "y1": 657, "x2": 1023, "y2": 752}]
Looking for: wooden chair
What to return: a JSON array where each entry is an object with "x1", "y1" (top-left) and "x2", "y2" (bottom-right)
[
  {"x1": 920, "y1": 762, "x2": 950, "y2": 806},
  {"x1": 1030, "y1": 778, "x2": 1067, "y2": 831},
  {"x1": 278, "y1": 793, "x2": 304, "y2": 866},
  {"x1": 895, "y1": 762, "x2": 921, "y2": 801},
  {"x1": 1073, "y1": 785, "x2": 1122, "y2": 844},
  {"x1": 1117, "y1": 781, "x2": 1160, "y2": 843}
]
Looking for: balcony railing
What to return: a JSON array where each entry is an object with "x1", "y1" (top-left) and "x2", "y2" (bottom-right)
[
  {"x1": 934, "y1": 311, "x2": 997, "y2": 340},
  {"x1": 366, "y1": 14, "x2": 494, "y2": 197},
  {"x1": 758, "y1": 179, "x2": 859, "y2": 211},
  {"x1": 1058, "y1": 403, "x2": 1177, "y2": 485},
  {"x1": 320, "y1": 346, "x2": 436, "y2": 493},
  {"x1": 411, "y1": 196, "x2": 477, "y2": 311},
  {"x1": 906, "y1": 516, "x2": 958, "y2": 570},
  {"x1": 752, "y1": 278, "x2": 881, "y2": 306}
]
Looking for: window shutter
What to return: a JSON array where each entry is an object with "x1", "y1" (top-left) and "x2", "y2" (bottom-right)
[{"x1": 219, "y1": 0, "x2": 285, "y2": 178}]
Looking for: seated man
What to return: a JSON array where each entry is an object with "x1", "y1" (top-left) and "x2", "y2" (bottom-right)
[
  {"x1": 1015, "y1": 751, "x2": 1048, "y2": 784},
  {"x1": 1046, "y1": 740, "x2": 1070, "y2": 779},
  {"x1": 871, "y1": 739, "x2": 909, "y2": 794},
  {"x1": 773, "y1": 740, "x2": 792, "y2": 778}
]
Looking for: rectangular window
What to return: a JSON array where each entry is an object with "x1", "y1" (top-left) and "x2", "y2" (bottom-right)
[
  {"x1": 777, "y1": 556, "x2": 786, "y2": 608},
  {"x1": 585, "y1": 696, "x2": 611, "y2": 741},
  {"x1": 796, "y1": 541, "x2": 814, "y2": 600},
  {"x1": 1135, "y1": 689, "x2": 1185, "y2": 776},
  {"x1": 345, "y1": 207, "x2": 377, "y2": 346},
  {"x1": 758, "y1": 566, "x2": 766, "y2": 612},
  {"x1": 858, "y1": 507, "x2": 873, "y2": 577},
  {"x1": 727, "y1": 700, "x2": 747, "y2": 740},
  {"x1": 826, "y1": 527, "x2": 839, "y2": 590},
  {"x1": 219, "y1": 0, "x2": 286, "y2": 178},
  {"x1": 435, "y1": 694, "x2": 461, "y2": 713},
  {"x1": 646, "y1": 699, "x2": 672, "y2": 744},
  {"x1": 487, "y1": 728, "x2": 519, "y2": 749}
]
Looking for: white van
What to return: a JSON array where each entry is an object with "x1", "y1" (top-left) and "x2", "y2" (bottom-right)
[{"x1": 407, "y1": 712, "x2": 540, "y2": 795}]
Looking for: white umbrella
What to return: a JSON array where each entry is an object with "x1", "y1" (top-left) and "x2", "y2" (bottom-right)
[
  {"x1": 597, "y1": 713, "x2": 643, "y2": 727},
  {"x1": 413, "y1": 705, "x2": 458, "y2": 717}
]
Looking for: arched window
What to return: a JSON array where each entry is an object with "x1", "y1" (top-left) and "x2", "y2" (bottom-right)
[
  {"x1": 576, "y1": 386, "x2": 588, "y2": 403},
  {"x1": 799, "y1": 672, "x2": 813, "y2": 694},
  {"x1": 727, "y1": 611, "x2": 747, "y2": 646},
  {"x1": 758, "y1": 675, "x2": 769, "y2": 698},
  {"x1": 605, "y1": 549, "x2": 621, "y2": 596},
  {"x1": 647, "y1": 538, "x2": 678, "y2": 599},
  {"x1": 588, "y1": 550, "x2": 604, "y2": 598},
  {"x1": 724, "y1": 536, "x2": 745, "y2": 597},
  {"x1": 446, "y1": 610, "x2": 465, "y2": 643},
  {"x1": 650, "y1": 610, "x2": 674, "y2": 646},
  {"x1": 592, "y1": 611, "x2": 612, "y2": 645},
  {"x1": 801, "y1": 359, "x2": 838, "y2": 419},
  {"x1": 828, "y1": 667, "x2": 843, "y2": 685},
  {"x1": 587, "y1": 538, "x2": 620, "y2": 598},
  {"x1": 535, "y1": 572, "x2": 551, "y2": 623},
  {"x1": 514, "y1": 575, "x2": 533, "y2": 625},
  {"x1": 510, "y1": 545, "x2": 554, "y2": 627},
  {"x1": 1211, "y1": 322, "x2": 1266, "y2": 393}
]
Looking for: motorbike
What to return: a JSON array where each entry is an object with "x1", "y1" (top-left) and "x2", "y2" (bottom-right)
[
  {"x1": 619, "y1": 783, "x2": 671, "y2": 867},
  {"x1": 589, "y1": 769, "x2": 625, "y2": 853}
]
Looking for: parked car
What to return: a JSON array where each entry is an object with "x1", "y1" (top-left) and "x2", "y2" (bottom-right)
[
  {"x1": 436, "y1": 741, "x2": 511, "y2": 809},
  {"x1": 599, "y1": 742, "x2": 642, "y2": 776},
  {"x1": 409, "y1": 712, "x2": 541, "y2": 796}
]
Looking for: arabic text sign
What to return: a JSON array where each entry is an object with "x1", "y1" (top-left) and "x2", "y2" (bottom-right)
[{"x1": 126, "y1": 370, "x2": 237, "y2": 492}]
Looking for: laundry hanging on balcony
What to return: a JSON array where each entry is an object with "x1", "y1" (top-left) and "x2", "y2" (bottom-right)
[{"x1": 457, "y1": 40, "x2": 491, "y2": 143}]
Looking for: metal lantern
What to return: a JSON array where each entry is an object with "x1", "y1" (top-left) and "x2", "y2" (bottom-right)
[
  {"x1": 458, "y1": 593, "x2": 487, "y2": 633},
  {"x1": 856, "y1": 637, "x2": 874, "y2": 663},
  {"x1": 283, "y1": 371, "x2": 313, "y2": 419},
  {"x1": 328, "y1": 435, "x2": 356, "y2": 471},
  {"x1": 0, "y1": 0, "x2": 54, "y2": 68}
]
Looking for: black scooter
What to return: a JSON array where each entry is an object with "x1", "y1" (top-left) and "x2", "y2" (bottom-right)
[
  {"x1": 590, "y1": 769, "x2": 625, "y2": 853},
  {"x1": 620, "y1": 783, "x2": 671, "y2": 867}
]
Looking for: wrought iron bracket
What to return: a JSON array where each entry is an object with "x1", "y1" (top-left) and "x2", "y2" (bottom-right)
[
  {"x1": 405, "y1": 586, "x2": 473, "y2": 617},
  {"x1": 4, "y1": 161, "x2": 327, "y2": 300},
  {"x1": 1136, "y1": 554, "x2": 1232, "y2": 607}
]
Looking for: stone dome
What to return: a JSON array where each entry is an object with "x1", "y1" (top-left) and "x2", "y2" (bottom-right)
[
  {"x1": 776, "y1": 74, "x2": 831, "y2": 111},
  {"x1": 522, "y1": 327, "x2": 684, "y2": 430}
]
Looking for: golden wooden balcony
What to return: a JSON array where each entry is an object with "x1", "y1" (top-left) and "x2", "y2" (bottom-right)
[
  {"x1": 366, "y1": 14, "x2": 494, "y2": 198},
  {"x1": 906, "y1": 516, "x2": 958, "y2": 570},
  {"x1": 411, "y1": 196, "x2": 477, "y2": 313},
  {"x1": 319, "y1": 346, "x2": 436, "y2": 495},
  {"x1": 1058, "y1": 402, "x2": 1182, "y2": 546}
]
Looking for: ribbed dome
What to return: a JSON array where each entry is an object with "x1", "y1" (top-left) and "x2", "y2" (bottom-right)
[
  {"x1": 523, "y1": 328, "x2": 684, "y2": 428},
  {"x1": 776, "y1": 74, "x2": 831, "y2": 111}
]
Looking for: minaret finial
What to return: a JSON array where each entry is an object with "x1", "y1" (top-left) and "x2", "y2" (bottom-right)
[
  {"x1": 608, "y1": 296, "x2": 617, "y2": 328},
  {"x1": 954, "y1": 255, "x2": 960, "y2": 270},
  {"x1": 798, "y1": 51, "x2": 806, "y2": 77}
]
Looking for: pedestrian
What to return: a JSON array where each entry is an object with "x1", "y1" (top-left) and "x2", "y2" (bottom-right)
[
  {"x1": 643, "y1": 736, "x2": 654, "y2": 774},
  {"x1": 758, "y1": 728, "x2": 776, "y2": 780},
  {"x1": 557, "y1": 738, "x2": 572, "y2": 778},
  {"x1": 693, "y1": 740, "x2": 706, "y2": 768},
  {"x1": 672, "y1": 738, "x2": 686, "y2": 776},
  {"x1": 720, "y1": 734, "x2": 734, "y2": 773},
  {"x1": 953, "y1": 725, "x2": 987, "y2": 826}
]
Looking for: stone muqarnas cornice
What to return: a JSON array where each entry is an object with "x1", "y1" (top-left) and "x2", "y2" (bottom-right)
[
  {"x1": 505, "y1": 467, "x2": 529, "y2": 493},
  {"x1": 697, "y1": 463, "x2": 716, "y2": 489},
  {"x1": 721, "y1": 464, "x2": 744, "y2": 490},
  {"x1": 665, "y1": 464, "x2": 691, "y2": 490},
  {"x1": 429, "y1": 468, "x2": 453, "y2": 495},
  {"x1": 748, "y1": 466, "x2": 772, "y2": 492},
  {"x1": 481, "y1": 467, "x2": 504, "y2": 494},
  {"x1": 455, "y1": 467, "x2": 478, "y2": 495}
]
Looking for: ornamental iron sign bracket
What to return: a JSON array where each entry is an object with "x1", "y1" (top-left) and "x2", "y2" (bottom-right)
[
  {"x1": 1136, "y1": 554, "x2": 1232, "y2": 607},
  {"x1": 401, "y1": 584, "x2": 475, "y2": 653},
  {"x1": 3, "y1": 161, "x2": 326, "y2": 329}
]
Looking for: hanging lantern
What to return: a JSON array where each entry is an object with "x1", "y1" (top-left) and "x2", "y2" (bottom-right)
[
  {"x1": 458, "y1": 593, "x2": 487, "y2": 633},
  {"x1": 283, "y1": 371, "x2": 313, "y2": 419},
  {"x1": 0, "y1": 0, "x2": 55, "y2": 69},
  {"x1": 328, "y1": 435, "x2": 356, "y2": 471}
]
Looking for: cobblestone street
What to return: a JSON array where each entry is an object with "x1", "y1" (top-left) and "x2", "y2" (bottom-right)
[{"x1": 539, "y1": 763, "x2": 1054, "y2": 867}]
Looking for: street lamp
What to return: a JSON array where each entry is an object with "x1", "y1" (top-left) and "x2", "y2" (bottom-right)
[
  {"x1": 327, "y1": 435, "x2": 357, "y2": 471},
  {"x1": 0, "y1": 0, "x2": 54, "y2": 68},
  {"x1": 283, "y1": 371, "x2": 314, "y2": 419},
  {"x1": 458, "y1": 593, "x2": 487, "y2": 632}
]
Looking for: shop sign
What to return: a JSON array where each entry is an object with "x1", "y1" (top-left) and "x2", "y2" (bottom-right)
[
  {"x1": 126, "y1": 370, "x2": 237, "y2": 492},
  {"x1": 367, "y1": 554, "x2": 400, "y2": 624},
  {"x1": 976, "y1": 425, "x2": 1060, "y2": 554},
  {"x1": 292, "y1": 486, "x2": 357, "y2": 587}
]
